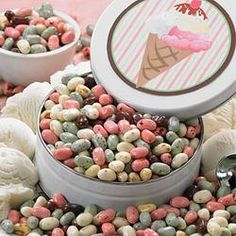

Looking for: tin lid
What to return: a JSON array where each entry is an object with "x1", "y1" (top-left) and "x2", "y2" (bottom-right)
[{"x1": 91, "y1": 0, "x2": 236, "y2": 119}]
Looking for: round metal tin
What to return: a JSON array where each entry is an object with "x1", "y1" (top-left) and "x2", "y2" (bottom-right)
[{"x1": 91, "y1": 0, "x2": 236, "y2": 119}]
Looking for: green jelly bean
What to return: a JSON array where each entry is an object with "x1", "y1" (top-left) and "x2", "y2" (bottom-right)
[
  {"x1": 189, "y1": 201, "x2": 201, "y2": 212},
  {"x1": 189, "y1": 138, "x2": 200, "y2": 150},
  {"x1": 133, "y1": 222, "x2": 146, "y2": 230},
  {"x1": 134, "y1": 139, "x2": 151, "y2": 150},
  {"x1": 171, "y1": 153, "x2": 188, "y2": 169},
  {"x1": 21, "y1": 200, "x2": 35, "y2": 208},
  {"x1": 1, "y1": 220, "x2": 14, "y2": 234},
  {"x1": 179, "y1": 208, "x2": 188, "y2": 218},
  {"x1": 168, "y1": 116, "x2": 180, "y2": 132},
  {"x1": 2, "y1": 37, "x2": 14, "y2": 50},
  {"x1": 31, "y1": 228, "x2": 43, "y2": 235},
  {"x1": 63, "y1": 122, "x2": 79, "y2": 135},
  {"x1": 41, "y1": 26, "x2": 57, "y2": 39},
  {"x1": 60, "y1": 212, "x2": 75, "y2": 226},
  {"x1": 60, "y1": 132, "x2": 78, "y2": 143},
  {"x1": 107, "y1": 135, "x2": 119, "y2": 150},
  {"x1": 70, "y1": 92, "x2": 84, "y2": 106},
  {"x1": 181, "y1": 138, "x2": 190, "y2": 147},
  {"x1": 185, "y1": 118, "x2": 199, "y2": 126},
  {"x1": 217, "y1": 186, "x2": 231, "y2": 198},
  {"x1": 75, "y1": 156, "x2": 94, "y2": 169},
  {"x1": 177, "y1": 123, "x2": 187, "y2": 138},
  {"x1": 26, "y1": 35, "x2": 41, "y2": 45},
  {"x1": 166, "y1": 131, "x2": 179, "y2": 144},
  {"x1": 27, "y1": 216, "x2": 39, "y2": 229},
  {"x1": 198, "y1": 180, "x2": 215, "y2": 193},
  {"x1": 84, "y1": 204, "x2": 99, "y2": 216},
  {"x1": 74, "y1": 166, "x2": 85, "y2": 174},
  {"x1": 38, "y1": 2, "x2": 54, "y2": 19},
  {"x1": 124, "y1": 162, "x2": 132, "y2": 174},
  {"x1": 52, "y1": 209, "x2": 64, "y2": 219},
  {"x1": 177, "y1": 217, "x2": 187, "y2": 230},
  {"x1": 23, "y1": 26, "x2": 37, "y2": 38},
  {"x1": 158, "y1": 226, "x2": 176, "y2": 236},
  {"x1": 36, "y1": 24, "x2": 47, "y2": 35},
  {"x1": 185, "y1": 224, "x2": 197, "y2": 235},
  {"x1": 105, "y1": 149, "x2": 115, "y2": 163},
  {"x1": 151, "y1": 220, "x2": 167, "y2": 232},
  {"x1": 139, "y1": 212, "x2": 152, "y2": 227},
  {"x1": 227, "y1": 206, "x2": 236, "y2": 216},
  {"x1": 71, "y1": 139, "x2": 91, "y2": 153},
  {"x1": 92, "y1": 134, "x2": 107, "y2": 150},
  {"x1": 116, "y1": 209, "x2": 125, "y2": 217},
  {"x1": 221, "y1": 228, "x2": 231, "y2": 236},
  {"x1": 30, "y1": 44, "x2": 47, "y2": 54},
  {"x1": 61, "y1": 73, "x2": 79, "y2": 85},
  {"x1": 150, "y1": 163, "x2": 171, "y2": 176},
  {"x1": 151, "y1": 136, "x2": 164, "y2": 148},
  {"x1": 171, "y1": 138, "x2": 184, "y2": 156},
  {"x1": 165, "y1": 213, "x2": 179, "y2": 227}
]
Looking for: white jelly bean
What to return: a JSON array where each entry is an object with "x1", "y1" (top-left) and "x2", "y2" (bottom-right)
[
  {"x1": 97, "y1": 168, "x2": 116, "y2": 181},
  {"x1": 115, "y1": 151, "x2": 131, "y2": 164},
  {"x1": 50, "y1": 120, "x2": 63, "y2": 136},
  {"x1": 118, "y1": 225, "x2": 136, "y2": 236},
  {"x1": 123, "y1": 129, "x2": 140, "y2": 143},
  {"x1": 62, "y1": 109, "x2": 80, "y2": 121},
  {"x1": 76, "y1": 213, "x2": 93, "y2": 227},
  {"x1": 198, "y1": 208, "x2": 210, "y2": 221},
  {"x1": 39, "y1": 217, "x2": 59, "y2": 231},
  {"x1": 77, "y1": 129, "x2": 95, "y2": 140},
  {"x1": 108, "y1": 160, "x2": 125, "y2": 173},
  {"x1": 67, "y1": 77, "x2": 85, "y2": 90},
  {"x1": 213, "y1": 210, "x2": 230, "y2": 220},
  {"x1": 17, "y1": 39, "x2": 30, "y2": 54},
  {"x1": 209, "y1": 217, "x2": 228, "y2": 227},
  {"x1": 56, "y1": 84, "x2": 70, "y2": 95},
  {"x1": 171, "y1": 153, "x2": 188, "y2": 169},
  {"x1": 67, "y1": 225, "x2": 80, "y2": 236},
  {"x1": 207, "y1": 221, "x2": 222, "y2": 236},
  {"x1": 193, "y1": 190, "x2": 212, "y2": 204}
]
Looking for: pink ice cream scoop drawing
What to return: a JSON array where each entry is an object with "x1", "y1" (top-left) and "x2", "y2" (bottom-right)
[{"x1": 137, "y1": 0, "x2": 212, "y2": 88}]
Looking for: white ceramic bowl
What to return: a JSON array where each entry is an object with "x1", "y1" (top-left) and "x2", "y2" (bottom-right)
[
  {"x1": 0, "y1": 10, "x2": 80, "y2": 86},
  {"x1": 35, "y1": 92, "x2": 204, "y2": 209}
]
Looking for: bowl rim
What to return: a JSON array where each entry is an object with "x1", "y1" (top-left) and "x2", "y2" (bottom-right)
[
  {"x1": 36, "y1": 88, "x2": 204, "y2": 186},
  {"x1": 0, "y1": 10, "x2": 80, "y2": 58}
]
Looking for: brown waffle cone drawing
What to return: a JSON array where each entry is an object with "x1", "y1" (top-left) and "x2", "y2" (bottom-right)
[{"x1": 137, "y1": 33, "x2": 192, "y2": 88}]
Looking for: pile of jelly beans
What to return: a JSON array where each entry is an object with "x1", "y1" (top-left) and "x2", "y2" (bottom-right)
[
  {"x1": 39, "y1": 73, "x2": 201, "y2": 183},
  {"x1": 0, "y1": 3, "x2": 76, "y2": 54},
  {"x1": 2, "y1": 177, "x2": 236, "y2": 236}
]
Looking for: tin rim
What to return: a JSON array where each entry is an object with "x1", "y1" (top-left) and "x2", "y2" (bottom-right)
[{"x1": 36, "y1": 89, "x2": 204, "y2": 186}]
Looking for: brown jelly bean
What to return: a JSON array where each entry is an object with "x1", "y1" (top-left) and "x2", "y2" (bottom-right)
[
  {"x1": 84, "y1": 76, "x2": 97, "y2": 89},
  {"x1": 76, "y1": 116, "x2": 89, "y2": 128},
  {"x1": 83, "y1": 96, "x2": 97, "y2": 105},
  {"x1": 64, "y1": 203, "x2": 85, "y2": 215},
  {"x1": 184, "y1": 185, "x2": 199, "y2": 199}
]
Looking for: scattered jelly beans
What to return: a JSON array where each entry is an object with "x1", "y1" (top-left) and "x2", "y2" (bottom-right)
[
  {"x1": 0, "y1": 3, "x2": 76, "y2": 54},
  {"x1": 39, "y1": 72, "x2": 201, "y2": 183},
  {"x1": 2, "y1": 176, "x2": 236, "y2": 236}
]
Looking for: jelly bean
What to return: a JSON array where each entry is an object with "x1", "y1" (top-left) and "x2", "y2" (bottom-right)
[
  {"x1": 158, "y1": 226, "x2": 176, "y2": 236},
  {"x1": 40, "y1": 119, "x2": 51, "y2": 130},
  {"x1": 30, "y1": 44, "x2": 47, "y2": 53},
  {"x1": 184, "y1": 210, "x2": 198, "y2": 224},
  {"x1": 42, "y1": 129, "x2": 58, "y2": 144},
  {"x1": 170, "y1": 197, "x2": 190, "y2": 208},
  {"x1": 98, "y1": 168, "x2": 116, "y2": 181},
  {"x1": 67, "y1": 225, "x2": 80, "y2": 236},
  {"x1": 99, "y1": 105, "x2": 115, "y2": 119},
  {"x1": 132, "y1": 158, "x2": 149, "y2": 172},
  {"x1": 218, "y1": 194, "x2": 236, "y2": 206},
  {"x1": 60, "y1": 132, "x2": 78, "y2": 143},
  {"x1": 153, "y1": 143, "x2": 171, "y2": 156},
  {"x1": 79, "y1": 225, "x2": 97, "y2": 235},
  {"x1": 130, "y1": 147, "x2": 149, "y2": 159},
  {"x1": 108, "y1": 160, "x2": 125, "y2": 173},
  {"x1": 48, "y1": 35, "x2": 60, "y2": 50},
  {"x1": 27, "y1": 216, "x2": 39, "y2": 229},
  {"x1": 7, "y1": 210, "x2": 20, "y2": 224},
  {"x1": 123, "y1": 129, "x2": 140, "y2": 142},
  {"x1": 34, "y1": 196, "x2": 48, "y2": 208},
  {"x1": 117, "y1": 142, "x2": 134, "y2": 153},
  {"x1": 171, "y1": 153, "x2": 188, "y2": 169},
  {"x1": 160, "y1": 153, "x2": 172, "y2": 165},
  {"x1": 213, "y1": 210, "x2": 230, "y2": 220},
  {"x1": 141, "y1": 129, "x2": 156, "y2": 144},
  {"x1": 102, "y1": 222, "x2": 116, "y2": 236},
  {"x1": 186, "y1": 126, "x2": 197, "y2": 139},
  {"x1": 50, "y1": 92, "x2": 60, "y2": 103},
  {"x1": 17, "y1": 39, "x2": 31, "y2": 54},
  {"x1": 150, "y1": 162, "x2": 171, "y2": 176},
  {"x1": 2, "y1": 37, "x2": 14, "y2": 50},
  {"x1": 39, "y1": 217, "x2": 59, "y2": 231},
  {"x1": 60, "y1": 212, "x2": 75, "y2": 226},
  {"x1": 137, "y1": 119, "x2": 157, "y2": 131},
  {"x1": 209, "y1": 216, "x2": 228, "y2": 227},
  {"x1": 183, "y1": 146, "x2": 194, "y2": 158},
  {"x1": 85, "y1": 164, "x2": 101, "y2": 177},
  {"x1": 168, "y1": 116, "x2": 180, "y2": 132},
  {"x1": 193, "y1": 190, "x2": 212, "y2": 204},
  {"x1": 117, "y1": 103, "x2": 135, "y2": 114},
  {"x1": 4, "y1": 27, "x2": 20, "y2": 39},
  {"x1": 118, "y1": 120, "x2": 131, "y2": 134},
  {"x1": 206, "y1": 201, "x2": 225, "y2": 212},
  {"x1": 52, "y1": 228, "x2": 65, "y2": 236},
  {"x1": 26, "y1": 35, "x2": 42, "y2": 44},
  {"x1": 104, "y1": 120, "x2": 119, "y2": 134},
  {"x1": 61, "y1": 31, "x2": 75, "y2": 44},
  {"x1": 126, "y1": 206, "x2": 139, "y2": 224},
  {"x1": 99, "y1": 94, "x2": 113, "y2": 105},
  {"x1": 75, "y1": 156, "x2": 94, "y2": 169},
  {"x1": 1, "y1": 220, "x2": 14, "y2": 234},
  {"x1": 118, "y1": 225, "x2": 136, "y2": 236},
  {"x1": 140, "y1": 168, "x2": 152, "y2": 181},
  {"x1": 53, "y1": 148, "x2": 72, "y2": 161},
  {"x1": 92, "y1": 147, "x2": 106, "y2": 166},
  {"x1": 32, "y1": 207, "x2": 51, "y2": 219},
  {"x1": 95, "y1": 208, "x2": 116, "y2": 224},
  {"x1": 52, "y1": 193, "x2": 68, "y2": 208},
  {"x1": 151, "y1": 208, "x2": 167, "y2": 220}
]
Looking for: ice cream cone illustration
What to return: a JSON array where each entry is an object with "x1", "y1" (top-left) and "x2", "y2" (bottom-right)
[{"x1": 137, "y1": 0, "x2": 212, "y2": 88}]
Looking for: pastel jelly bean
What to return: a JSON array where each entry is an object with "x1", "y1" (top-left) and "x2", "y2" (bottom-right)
[
  {"x1": 102, "y1": 222, "x2": 116, "y2": 236},
  {"x1": 126, "y1": 206, "x2": 139, "y2": 224},
  {"x1": 42, "y1": 129, "x2": 58, "y2": 144},
  {"x1": 61, "y1": 31, "x2": 75, "y2": 44},
  {"x1": 8, "y1": 210, "x2": 20, "y2": 224},
  {"x1": 4, "y1": 27, "x2": 20, "y2": 39},
  {"x1": 52, "y1": 227, "x2": 64, "y2": 236},
  {"x1": 52, "y1": 193, "x2": 68, "y2": 209},
  {"x1": 16, "y1": 8, "x2": 33, "y2": 17},
  {"x1": 151, "y1": 208, "x2": 167, "y2": 220},
  {"x1": 184, "y1": 210, "x2": 198, "y2": 225},
  {"x1": 32, "y1": 207, "x2": 51, "y2": 219},
  {"x1": 170, "y1": 197, "x2": 190, "y2": 208},
  {"x1": 53, "y1": 148, "x2": 73, "y2": 161},
  {"x1": 206, "y1": 201, "x2": 225, "y2": 212},
  {"x1": 48, "y1": 35, "x2": 60, "y2": 51},
  {"x1": 92, "y1": 147, "x2": 106, "y2": 166},
  {"x1": 104, "y1": 120, "x2": 119, "y2": 134},
  {"x1": 95, "y1": 208, "x2": 116, "y2": 224},
  {"x1": 141, "y1": 129, "x2": 156, "y2": 144},
  {"x1": 130, "y1": 147, "x2": 149, "y2": 159},
  {"x1": 137, "y1": 119, "x2": 157, "y2": 131},
  {"x1": 99, "y1": 94, "x2": 113, "y2": 105},
  {"x1": 117, "y1": 103, "x2": 135, "y2": 114},
  {"x1": 132, "y1": 158, "x2": 149, "y2": 172}
]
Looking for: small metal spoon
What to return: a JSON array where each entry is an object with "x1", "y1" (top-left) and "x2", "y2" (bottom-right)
[{"x1": 216, "y1": 154, "x2": 236, "y2": 190}]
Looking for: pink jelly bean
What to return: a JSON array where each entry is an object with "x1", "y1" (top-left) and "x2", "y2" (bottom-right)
[
  {"x1": 0, "y1": 35, "x2": 5, "y2": 46},
  {"x1": 57, "y1": 22, "x2": 65, "y2": 34},
  {"x1": 161, "y1": 205, "x2": 180, "y2": 216},
  {"x1": 52, "y1": 193, "x2": 68, "y2": 208},
  {"x1": 144, "y1": 229, "x2": 159, "y2": 236},
  {"x1": 92, "y1": 147, "x2": 106, "y2": 166},
  {"x1": 118, "y1": 120, "x2": 131, "y2": 134},
  {"x1": 8, "y1": 210, "x2": 20, "y2": 224},
  {"x1": 99, "y1": 94, "x2": 113, "y2": 106},
  {"x1": 63, "y1": 158, "x2": 76, "y2": 168},
  {"x1": 61, "y1": 31, "x2": 75, "y2": 44},
  {"x1": 52, "y1": 228, "x2": 65, "y2": 236},
  {"x1": 117, "y1": 103, "x2": 135, "y2": 114},
  {"x1": 132, "y1": 158, "x2": 149, "y2": 172},
  {"x1": 206, "y1": 201, "x2": 225, "y2": 212},
  {"x1": 185, "y1": 126, "x2": 197, "y2": 139},
  {"x1": 99, "y1": 105, "x2": 115, "y2": 119},
  {"x1": 104, "y1": 120, "x2": 119, "y2": 134},
  {"x1": 50, "y1": 92, "x2": 60, "y2": 104},
  {"x1": 154, "y1": 127, "x2": 167, "y2": 136},
  {"x1": 40, "y1": 118, "x2": 51, "y2": 130},
  {"x1": 170, "y1": 196, "x2": 190, "y2": 208},
  {"x1": 141, "y1": 129, "x2": 156, "y2": 144},
  {"x1": 41, "y1": 37, "x2": 48, "y2": 47},
  {"x1": 195, "y1": 124, "x2": 201, "y2": 135},
  {"x1": 20, "y1": 217, "x2": 27, "y2": 224},
  {"x1": 42, "y1": 129, "x2": 58, "y2": 144},
  {"x1": 30, "y1": 17, "x2": 45, "y2": 25},
  {"x1": 16, "y1": 8, "x2": 32, "y2": 17},
  {"x1": 95, "y1": 209, "x2": 116, "y2": 224},
  {"x1": 137, "y1": 119, "x2": 157, "y2": 131},
  {"x1": 102, "y1": 223, "x2": 116, "y2": 236},
  {"x1": 93, "y1": 125, "x2": 109, "y2": 138},
  {"x1": 184, "y1": 146, "x2": 194, "y2": 158},
  {"x1": 4, "y1": 27, "x2": 20, "y2": 39},
  {"x1": 151, "y1": 208, "x2": 167, "y2": 220},
  {"x1": 130, "y1": 147, "x2": 149, "y2": 159},
  {"x1": 32, "y1": 207, "x2": 51, "y2": 219},
  {"x1": 53, "y1": 148, "x2": 73, "y2": 161},
  {"x1": 45, "y1": 17, "x2": 62, "y2": 27},
  {"x1": 126, "y1": 206, "x2": 139, "y2": 224},
  {"x1": 92, "y1": 85, "x2": 107, "y2": 99},
  {"x1": 137, "y1": 230, "x2": 145, "y2": 236},
  {"x1": 218, "y1": 194, "x2": 236, "y2": 206},
  {"x1": 48, "y1": 35, "x2": 60, "y2": 51},
  {"x1": 184, "y1": 210, "x2": 198, "y2": 224},
  {"x1": 63, "y1": 100, "x2": 80, "y2": 109},
  {"x1": 160, "y1": 153, "x2": 172, "y2": 165},
  {"x1": 15, "y1": 24, "x2": 28, "y2": 34}
]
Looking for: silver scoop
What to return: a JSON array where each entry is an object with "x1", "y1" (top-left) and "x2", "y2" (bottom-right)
[{"x1": 216, "y1": 154, "x2": 236, "y2": 190}]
